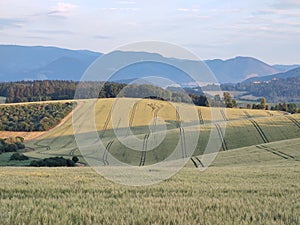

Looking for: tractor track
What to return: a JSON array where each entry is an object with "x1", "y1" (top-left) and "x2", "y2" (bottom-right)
[
  {"x1": 215, "y1": 123, "x2": 228, "y2": 151},
  {"x1": 256, "y1": 144, "x2": 298, "y2": 160},
  {"x1": 103, "y1": 139, "x2": 115, "y2": 165},
  {"x1": 179, "y1": 127, "x2": 187, "y2": 158},
  {"x1": 190, "y1": 156, "x2": 205, "y2": 168},
  {"x1": 100, "y1": 106, "x2": 113, "y2": 138},
  {"x1": 244, "y1": 111, "x2": 251, "y2": 119},
  {"x1": 249, "y1": 119, "x2": 269, "y2": 143},
  {"x1": 139, "y1": 133, "x2": 149, "y2": 166},
  {"x1": 285, "y1": 116, "x2": 300, "y2": 129},
  {"x1": 198, "y1": 109, "x2": 204, "y2": 124},
  {"x1": 220, "y1": 109, "x2": 228, "y2": 121}
]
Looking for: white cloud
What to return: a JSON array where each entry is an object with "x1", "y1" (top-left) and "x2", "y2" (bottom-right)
[
  {"x1": 117, "y1": 1, "x2": 136, "y2": 5},
  {"x1": 100, "y1": 7, "x2": 139, "y2": 12},
  {"x1": 48, "y1": 2, "x2": 78, "y2": 16},
  {"x1": 177, "y1": 8, "x2": 199, "y2": 13}
]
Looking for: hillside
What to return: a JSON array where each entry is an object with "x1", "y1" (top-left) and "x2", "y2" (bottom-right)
[
  {"x1": 205, "y1": 56, "x2": 279, "y2": 83},
  {"x1": 0, "y1": 45, "x2": 291, "y2": 83},
  {"x1": 1, "y1": 137, "x2": 299, "y2": 224},
  {"x1": 243, "y1": 66, "x2": 300, "y2": 83},
  {"x1": 0, "y1": 98, "x2": 298, "y2": 167},
  {"x1": 0, "y1": 45, "x2": 101, "y2": 81}
]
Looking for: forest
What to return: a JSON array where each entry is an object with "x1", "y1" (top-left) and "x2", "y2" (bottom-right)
[
  {"x1": 0, "y1": 102, "x2": 74, "y2": 131},
  {"x1": 0, "y1": 80, "x2": 210, "y2": 106},
  {"x1": 221, "y1": 77, "x2": 300, "y2": 102}
]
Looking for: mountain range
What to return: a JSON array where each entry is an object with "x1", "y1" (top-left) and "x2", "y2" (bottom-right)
[
  {"x1": 0, "y1": 45, "x2": 299, "y2": 84},
  {"x1": 243, "y1": 66, "x2": 300, "y2": 83}
]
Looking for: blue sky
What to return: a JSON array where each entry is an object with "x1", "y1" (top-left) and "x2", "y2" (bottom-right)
[{"x1": 0, "y1": 0, "x2": 299, "y2": 64}]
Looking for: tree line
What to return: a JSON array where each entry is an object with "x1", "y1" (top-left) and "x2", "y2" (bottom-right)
[
  {"x1": 0, "y1": 102, "x2": 74, "y2": 131},
  {"x1": 221, "y1": 77, "x2": 300, "y2": 103},
  {"x1": 0, "y1": 80, "x2": 210, "y2": 107}
]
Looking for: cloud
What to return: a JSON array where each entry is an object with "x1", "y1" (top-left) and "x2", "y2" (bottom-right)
[
  {"x1": 0, "y1": 18, "x2": 24, "y2": 29},
  {"x1": 272, "y1": 0, "x2": 300, "y2": 9},
  {"x1": 100, "y1": 7, "x2": 138, "y2": 12},
  {"x1": 257, "y1": 9, "x2": 300, "y2": 17},
  {"x1": 177, "y1": 8, "x2": 200, "y2": 13},
  {"x1": 48, "y1": 2, "x2": 78, "y2": 16},
  {"x1": 93, "y1": 35, "x2": 112, "y2": 40},
  {"x1": 117, "y1": 1, "x2": 136, "y2": 5},
  {"x1": 29, "y1": 29, "x2": 74, "y2": 35}
]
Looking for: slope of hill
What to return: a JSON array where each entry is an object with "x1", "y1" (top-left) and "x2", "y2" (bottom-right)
[
  {"x1": 272, "y1": 64, "x2": 300, "y2": 72},
  {"x1": 1, "y1": 98, "x2": 295, "y2": 165},
  {"x1": 0, "y1": 45, "x2": 291, "y2": 83},
  {"x1": 243, "y1": 66, "x2": 300, "y2": 83},
  {"x1": 0, "y1": 45, "x2": 101, "y2": 81},
  {"x1": 205, "y1": 56, "x2": 279, "y2": 83}
]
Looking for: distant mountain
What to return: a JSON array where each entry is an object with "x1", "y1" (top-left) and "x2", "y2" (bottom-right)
[
  {"x1": 272, "y1": 64, "x2": 300, "y2": 72},
  {"x1": 0, "y1": 45, "x2": 297, "y2": 84},
  {"x1": 243, "y1": 66, "x2": 300, "y2": 83},
  {"x1": 205, "y1": 56, "x2": 279, "y2": 83},
  {"x1": 0, "y1": 45, "x2": 101, "y2": 81}
]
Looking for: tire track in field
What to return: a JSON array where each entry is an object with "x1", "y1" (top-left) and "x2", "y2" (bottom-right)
[
  {"x1": 220, "y1": 109, "x2": 228, "y2": 121},
  {"x1": 139, "y1": 133, "x2": 149, "y2": 166},
  {"x1": 249, "y1": 119, "x2": 269, "y2": 143},
  {"x1": 256, "y1": 144, "x2": 298, "y2": 160},
  {"x1": 244, "y1": 111, "x2": 251, "y2": 119},
  {"x1": 197, "y1": 109, "x2": 204, "y2": 124},
  {"x1": 175, "y1": 106, "x2": 180, "y2": 128},
  {"x1": 176, "y1": 106, "x2": 187, "y2": 158},
  {"x1": 33, "y1": 102, "x2": 86, "y2": 151},
  {"x1": 285, "y1": 116, "x2": 300, "y2": 129},
  {"x1": 215, "y1": 123, "x2": 228, "y2": 151},
  {"x1": 103, "y1": 139, "x2": 115, "y2": 165},
  {"x1": 179, "y1": 127, "x2": 187, "y2": 158},
  {"x1": 100, "y1": 106, "x2": 113, "y2": 138},
  {"x1": 125, "y1": 101, "x2": 139, "y2": 137},
  {"x1": 191, "y1": 156, "x2": 205, "y2": 168}
]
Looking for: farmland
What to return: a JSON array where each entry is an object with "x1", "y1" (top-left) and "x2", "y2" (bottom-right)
[
  {"x1": 14, "y1": 98, "x2": 298, "y2": 166},
  {"x1": 0, "y1": 137, "x2": 299, "y2": 225},
  {"x1": 0, "y1": 98, "x2": 299, "y2": 224}
]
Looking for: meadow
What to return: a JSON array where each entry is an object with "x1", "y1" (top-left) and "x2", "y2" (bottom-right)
[
  {"x1": 0, "y1": 137, "x2": 299, "y2": 225},
  {"x1": 17, "y1": 98, "x2": 299, "y2": 167},
  {"x1": 0, "y1": 98, "x2": 299, "y2": 224}
]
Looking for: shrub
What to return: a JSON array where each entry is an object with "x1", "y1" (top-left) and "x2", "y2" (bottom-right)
[
  {"x1": 72, "y1": 156, "x2": 79, "y2": 163},
  {"x1": 10, "y1": 153, "x2": 29, "y2": 161},
  {"x1": 29, "y1": 157, "x2": 75, "y2": 167}
]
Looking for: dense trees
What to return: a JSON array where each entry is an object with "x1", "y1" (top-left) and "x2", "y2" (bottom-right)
[
  {"x1": 0, "y1": 102, "x2": 73, "y2": 131},
  {"x1": 0, "y1": 81, "x2": 127, "y2": 103},
  {"x1": 223, "y1": 92, "x2": 237, "y2": 108},
  {"x1": 0, "y1": 137, "x2": 25, "y2": 154},
  {"x1": 221, "y1": 77, "x2": 300, "y2": 103},
  {"x1": 0, "y1": 81, "x2": 212, "y2": 106},
  {"x1": 30, "y1": 157, "x2": 76, "y2": 167}
]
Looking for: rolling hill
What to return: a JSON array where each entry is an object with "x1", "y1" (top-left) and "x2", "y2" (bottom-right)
[
  {"x1": 243, "y1": 66, "x2": 300, "y2": 83},
  {"x1": 0, "y1": 45, "x2": 293, "y2": 83},
  {"x1": 0, "y1": 45, "x2": 101, "y2": 81}
]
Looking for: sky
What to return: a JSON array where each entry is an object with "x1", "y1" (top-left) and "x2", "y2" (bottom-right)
[{"x1": 0, "y1": 0, "x2": 300, "y2": 64}]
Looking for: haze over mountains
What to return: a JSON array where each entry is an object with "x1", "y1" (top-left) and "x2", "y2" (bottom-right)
[{"x1": 0, "y1": 45, "x2": 299, "y2": 84}]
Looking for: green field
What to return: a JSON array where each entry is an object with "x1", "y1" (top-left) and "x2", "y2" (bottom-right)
[
  {"x1": 0, "y1": 98, "x2": 299, "y2": 224},
  {"x1": 15, "y1": 98, "x2": 297, "y2": 166},
  {"x1": 0, "y1": 137, "x2": 299, "y2": 225}
]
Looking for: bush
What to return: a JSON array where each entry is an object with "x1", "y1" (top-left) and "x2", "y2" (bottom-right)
[
  {"x1": 30, "y1": 157, "x2": 75, "y2": 167},
  {"x1": 10, "y1": 153, "x2": 29, "y2": 161},
  {"x1": 72, "y1": 156, "x2": 79, "y2": 163}
]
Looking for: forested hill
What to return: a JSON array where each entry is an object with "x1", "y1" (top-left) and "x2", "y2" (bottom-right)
[
  {"x1": 0, "y1": 80, "x2": 209, "y2": 106},
  {"x1": 221, "y1": 76, "x2": 300, "y2": 102}
]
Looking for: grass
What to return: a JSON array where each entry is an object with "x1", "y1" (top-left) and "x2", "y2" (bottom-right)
[
  {"x1": 0, "y1": 138, "x2": 299, "y2": 224},
  {"x1": 0, "y1": 98, "x2": 296, "y2": 166},
  {"x1": 0, "y1": 98, "x2": 299, "y2": 224}
]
